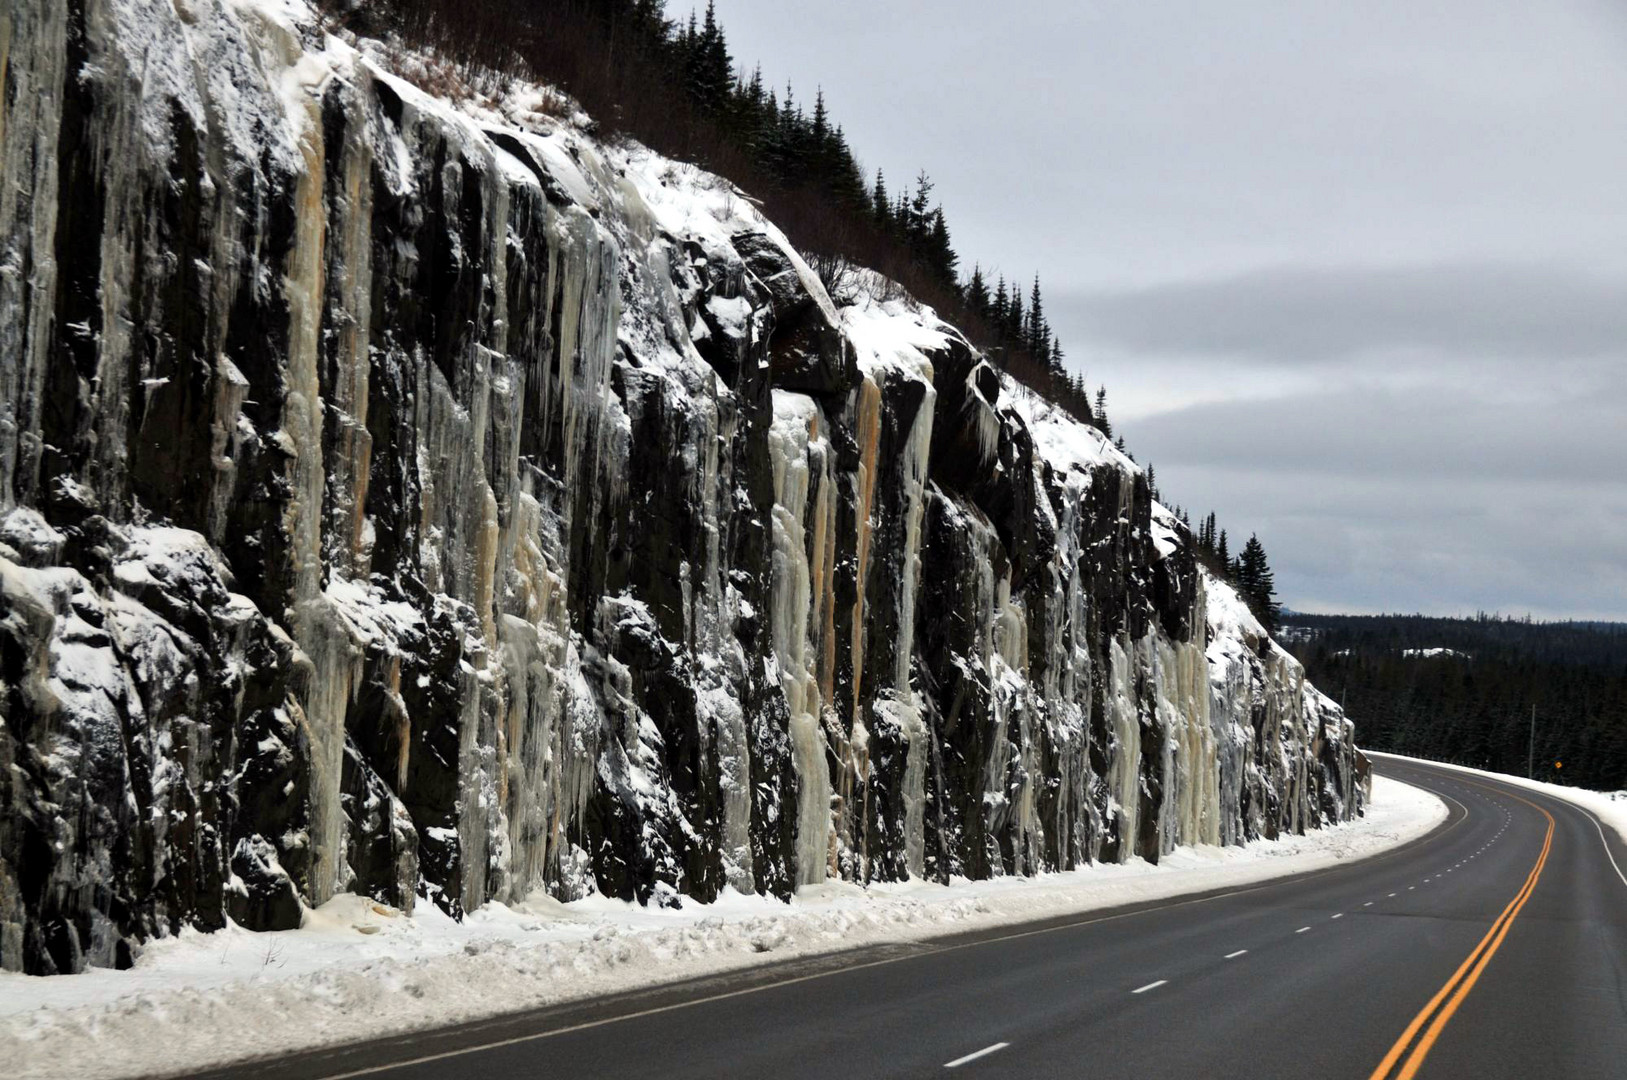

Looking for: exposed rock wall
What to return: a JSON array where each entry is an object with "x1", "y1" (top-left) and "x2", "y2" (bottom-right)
[{"x1": 0, "y1": 0, "x2": 1365, "y2": 975}]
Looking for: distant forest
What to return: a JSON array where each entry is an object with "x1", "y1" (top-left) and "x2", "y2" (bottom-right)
[{"x1": 1285, "y1": 614, "x2": 1627, "y2": 791}]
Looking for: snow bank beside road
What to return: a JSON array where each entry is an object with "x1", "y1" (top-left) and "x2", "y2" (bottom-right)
[
  {"x1": 1, "y1": 777, "x2": 1443, "y2": 1079},
  {"x1": 1370, "y1": 751, "x2": 1627, "y2": 855}
]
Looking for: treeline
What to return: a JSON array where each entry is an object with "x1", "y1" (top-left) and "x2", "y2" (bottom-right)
[
  {"x1": 1285, "y1": 614, "x2": 1627, "y2": 790},
  {"x1": 332, "y1": 0, "x2": 1277, "y2": 607},
  {"x1": 333, "y1": 0, "x2": 1097, "y2": 424},
  {"x1": 1153, "y1": 501, "x2": 1282, "y2": 632}
]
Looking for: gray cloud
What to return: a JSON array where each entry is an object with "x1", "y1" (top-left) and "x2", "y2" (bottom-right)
[
  {"x1": 1057, "y1": 262, "x2": 1627, "y2": 363},
  {"x1": 1132, "y1": 377, "x2": 1627, "y2": 617},
  {"x1": 713, "y1": 0, "x2": 1627, "y2": 619},
  {"x1": 1131, "y1": 376, "x2": 1627, "y2": 484},
  {"x1": 1158, "y1": 464, "x2": 1627, "y2": 621}
]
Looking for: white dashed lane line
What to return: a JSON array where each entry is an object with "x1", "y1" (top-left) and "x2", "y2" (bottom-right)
[
  {"x1": 945, "y1": 1043, "x2": 1010, "y2": 1069},
  {"x1": 1103, "y1": 783, "x2": 1521, "y2": 1041}
]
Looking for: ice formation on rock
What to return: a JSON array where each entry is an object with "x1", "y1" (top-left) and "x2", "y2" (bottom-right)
[{"x1": 0, "y1": 0, "x2": 1366, "y2": 973}]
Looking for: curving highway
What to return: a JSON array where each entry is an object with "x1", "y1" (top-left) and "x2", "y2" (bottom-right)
[{"x1": 185, "y1": 757, "x2": 1627, "y2": 1080}]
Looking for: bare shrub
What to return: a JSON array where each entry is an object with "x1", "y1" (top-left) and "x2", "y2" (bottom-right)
[{"x1": 806, "y1": 251, "x2": 862, "y2": 306}]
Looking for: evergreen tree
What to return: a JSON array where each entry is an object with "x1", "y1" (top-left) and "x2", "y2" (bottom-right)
[
  {"x1": 757, "y1": 83, "x2": 791, "y2": 176},
  {"x1": 777, "y1": 81, "x2": 811, "y2": 177},
  {"x1": 744, "y1": 64, "x2": 765, "y2": 111},
  {"x1": 683, "y1": 2, "x2": 732, "y2": 116},
  {"x1": 926, "y1": 208, "x2": 958, "y2": 284},
  {"x1": 1027, "y1": 276, "x2": 1051, "y2": 359},
  {"x1": 677, "y1": 10, "x2": 698, "y2": 83},
  {"x1": 1094, "y1": 387, "x2": 1112, "y2": 437},
  {"x1": 606, "y1": 0, "x2": 671, "y2": 53},
  {"x1": 1237, "y1": 534, "x2": 1281, "y2": 632},
  {"x1": 1216, "y1": 529, "x2": 1230, "y2": 570},
  {"x1": 965, "y1": 265, "x2": 991, "y2": 321},
  {"x1": 702, "y1": 2, "x2": 732, "y2": 110},
  {"x1": 826, "y1": 125, "x2": 868, "y2": 208},
  {"x1": 871, "y1": 169, "x2": 891, "y2": 231},
  {"x1": 810, "y1": 87, "x2": 830, "y2": 173},
  {"x1": 907, "y1": 171, "x2": 934, "y2": 249}
]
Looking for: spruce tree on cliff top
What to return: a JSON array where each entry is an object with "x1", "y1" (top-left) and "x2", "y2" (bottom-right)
[{"x1": 1236, "y1": 534, "x2": 1282, "y2": 633}]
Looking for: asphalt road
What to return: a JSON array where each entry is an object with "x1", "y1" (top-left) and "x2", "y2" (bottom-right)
[{"x1": 186, "y1": 758, "x2": 1627, "y2": 1080}]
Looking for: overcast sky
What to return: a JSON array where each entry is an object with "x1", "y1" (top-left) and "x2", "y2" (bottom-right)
[{"x1": 714, "y1": 0, "x2": 1627, "y2": 620}]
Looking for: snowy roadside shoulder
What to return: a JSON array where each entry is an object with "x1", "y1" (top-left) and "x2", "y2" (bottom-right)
[
  {"x1": 1369, "y1": 751, "x2": 1627, "y2": 853},
  {"x1": 1, "y1": 776, "x2": 1444, "y2": 1080}
]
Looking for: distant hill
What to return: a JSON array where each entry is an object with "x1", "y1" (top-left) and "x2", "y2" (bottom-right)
[
  {"x1": 1280, "y1": 612, "x2": 1627, "y2": 667},
  {"x1": 1282, "y1": 613, "x2": 1627, "y2": 790}
]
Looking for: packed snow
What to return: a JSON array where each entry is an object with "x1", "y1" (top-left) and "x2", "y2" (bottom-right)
[
  {"x1": 0, "y1": 776, "x2": 1440, "y2": 1079},
  {"x1": 839, "y1": 292, "x2": 954, "y2": 381},
  {"x1": 1368, "y1": 751, "x2": 1627, "y2": 851},
  {"x1": 1003, "y1": 379, "x2": 1138, "y2": 477}
]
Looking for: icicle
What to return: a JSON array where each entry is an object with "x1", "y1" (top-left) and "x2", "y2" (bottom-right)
[
  {"x1": 959, "y1": 360, "x2": 1003, "y2": 469},
  {"x1": 0, "y1": 0, "x2": 66, "y2": 510},
  {"x1": 324, "y1": 131, "x2": 376, "y2": 574},
  {"x1": 692, "y1": 383, "x2": 755, "y2": 892},
  {"x1": 281, "y1": 104, "x2": 355, "y2": 906},
  {"x1": 894, "y1": 378, "x2": 937, "y2": 877},
  {"x1": 893, "y1": 379, "x2": 936, "y2": 693},
  {"x1": 838, "y1": 375, "x2": 884, "y2": 875},
  {"x1": 768, "y1": 390, "x2": 835, "y2": 886},
  {"x1": 1106, "y1": 635, "x2": 1141, "y2": 861},
  {"x1": 1155, "y1": 630, "x2": 1216, "y2": 853},
  {"x1": 849, "y1": 377, "x2": 882, "y2": 723}
]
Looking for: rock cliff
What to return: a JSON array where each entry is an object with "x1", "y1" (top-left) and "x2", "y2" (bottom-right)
[{"x1": 0, "y1": 0, "x2": 1365, "y2": 974}]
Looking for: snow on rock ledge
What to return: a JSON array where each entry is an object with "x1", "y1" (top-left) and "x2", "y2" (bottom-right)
[{"x1": 0, "y1": 0, "x2": 1364, "y2": 975}]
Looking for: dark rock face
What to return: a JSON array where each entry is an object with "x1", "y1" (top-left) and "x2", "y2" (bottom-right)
[
  {"x1": 0, "y1": 517, "x2": 305, "y2": 972},
  {"x1": 0, "y1": 0, "x2": 1365, "y2": 974},
  {"x1": 731, "y1": 231, "x2": 858, "y2": 396}
]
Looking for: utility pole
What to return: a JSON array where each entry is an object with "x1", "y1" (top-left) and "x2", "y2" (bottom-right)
[{"x1": 1527, "y1": 703, "x2": 1535, "y2": 780}]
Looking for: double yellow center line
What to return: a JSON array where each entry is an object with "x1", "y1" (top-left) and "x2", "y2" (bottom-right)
[{"x1": 1368, "y1": 781, "x2": 1555, "y2": 1080}]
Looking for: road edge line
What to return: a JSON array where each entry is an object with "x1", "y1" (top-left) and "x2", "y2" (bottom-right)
[{"x1": 1365, "y1": 773, "x2": 1556, "y2": 1080}]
